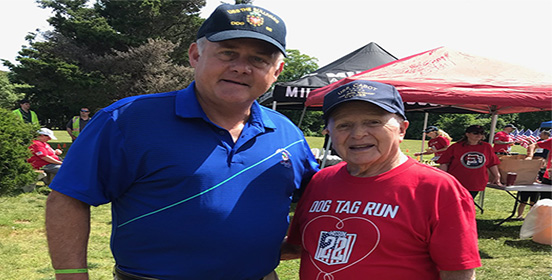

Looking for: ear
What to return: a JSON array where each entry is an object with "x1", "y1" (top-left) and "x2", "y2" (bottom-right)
[
  {"x1": 188, "y1": 43, "x2": 200, "y2": 68},
  {"x1": 398, "y1": 120, "x2": 409, "y2": 141},
  {"x1": 273, "y1": 60, "x2": 285, "y2": 79}
]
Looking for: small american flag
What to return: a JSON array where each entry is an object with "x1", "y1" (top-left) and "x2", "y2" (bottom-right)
[{"x1": 519, "y1": 129, "x2": 540, "y2": 148}]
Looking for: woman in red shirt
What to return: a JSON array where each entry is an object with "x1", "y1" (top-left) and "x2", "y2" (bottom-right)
[
  {"x1": 414, "y1": 126, "x2": 452, "y2": 161},
  {"x1": 437, "y1": 125, "x2": 501, "y2": 198}
]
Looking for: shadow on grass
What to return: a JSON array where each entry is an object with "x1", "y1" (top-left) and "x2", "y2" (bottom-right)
[
  {"x1": 477, "y1": 218, "x2": 522, "y2": 239},
  {"x1": 478, "y1": 250, "x2": 494, "y2": 259},
  {"x1": 503, "y1": 239, "x2": 552, "y2": 252},
  {"x1": 477, "y1": 218, "x2": 551, "y2": 253}
]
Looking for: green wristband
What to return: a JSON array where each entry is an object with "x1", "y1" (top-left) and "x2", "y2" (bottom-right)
[{"x1": 55, "y1": 268, "x2": 88, "y2": 274}]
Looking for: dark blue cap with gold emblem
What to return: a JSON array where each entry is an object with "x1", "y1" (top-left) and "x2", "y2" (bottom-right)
[
  {"x1": 323, "y1": 80, "x2": 407, "y2": 120},
  {"x1": 197, "y1": 4, "x2": 286, "y2": 56}
]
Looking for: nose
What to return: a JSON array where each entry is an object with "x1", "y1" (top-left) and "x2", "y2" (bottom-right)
[
  {"x1": 351, "y1": 125, "x2": 369, "y2": 139},
  {"x1": 230, "y1": 56, "x2": 252, "y2": 74}
]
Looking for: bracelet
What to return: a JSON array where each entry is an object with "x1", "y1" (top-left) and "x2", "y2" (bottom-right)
[{"x1": 55, "y1": 268, "x2": 88, "y2": 274}]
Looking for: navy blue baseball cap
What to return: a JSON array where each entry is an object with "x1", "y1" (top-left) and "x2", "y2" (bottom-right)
[
  {"x1": 424, "y1": 126, "x2": 439, "y2": 133},
  {"x1": 323, "y1": 80, "x2": 407, "y2": 120},
  {"x1": 197, "y1": 4, "x2": 287, "y2": 56}
]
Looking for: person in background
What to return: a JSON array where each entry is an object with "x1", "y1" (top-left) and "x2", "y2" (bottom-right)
[
  {"x1": 282, "y1": 80, "x2": 481, "y2": 280},
  {"x1": 437, "y1": 125, "x2": 501, "y2": 199},
  {"x1": 28, "y1": 128, "x2": 63, "y2": 185},
  {"x1": 526, "y1": 132, "x2": 552, "y2": 199},
  {"x1": 516, "y1": 130, "x2": 550, "y2": 219},
  {"x1": 45, "y1": 4, "x2": 318, "y2": 280},
  {"x1": 66, "y1": 107, "x2": 91, "y2": 142},
  {"x1": 533, "y1": 130, "x2": 550, "y2": 182},
  {"x1": 414, "y1": 125, "x2": 452, "y2": 162},
  {"x1": 12, "y1": 99, "x2": 39, "y2": 124},
  {"x1": 493, "y1": 124, "x2": 516, "y2": 154}
]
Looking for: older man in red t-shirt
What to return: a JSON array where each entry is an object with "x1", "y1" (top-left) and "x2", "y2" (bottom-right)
[
  {"x1": 493, "y1": 124, "x2": 517, "y2": 154},
  {"x1": 28, "y1": 128, "x2": 63, "y2": 176}
]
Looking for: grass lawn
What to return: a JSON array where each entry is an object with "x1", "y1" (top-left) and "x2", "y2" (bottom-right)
[{"x1": 1, "y1": 135, "x2": 549, "y2": 279}]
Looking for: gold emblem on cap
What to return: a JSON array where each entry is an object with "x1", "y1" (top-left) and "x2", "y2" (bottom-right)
[{"x1": 247, "y1": 11, "x2": 264, "y2": 27}]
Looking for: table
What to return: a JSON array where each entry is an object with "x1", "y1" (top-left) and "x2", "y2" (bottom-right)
[{"x1": 487, "y1": 183, "x2": 552, "y2": 226}]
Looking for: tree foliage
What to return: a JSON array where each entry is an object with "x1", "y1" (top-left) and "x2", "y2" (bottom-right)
[
  {"x1": 0, "y1": 71, "x2": 31, "y2": 109},
  {"x1": 271, "y1": 49, "x2": 323, "y2": 136},
  {"x1": 277, "y1": 49, "x2": 319, "y2": 83},
  {"x1": 4, "y1": 0, "x2": 205, "y2": 128},
  {"x1": 0, "y1": 108, "x2": 37, "y2": 196}
]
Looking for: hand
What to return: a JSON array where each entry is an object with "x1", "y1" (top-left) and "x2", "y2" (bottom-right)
[
  {"x1": 55, "y1": 149, "x2": 63, "y2": 155},
  {"x1": 525, "y1": 156, "x2": 533, "y2": 160}
]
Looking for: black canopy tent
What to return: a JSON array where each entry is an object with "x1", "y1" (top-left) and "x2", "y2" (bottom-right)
[{"x1": 258, "y1": 42, "x2": 398, "y2": 110}]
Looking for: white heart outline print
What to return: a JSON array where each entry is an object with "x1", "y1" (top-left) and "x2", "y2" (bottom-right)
[{"x1": 302, "y1": 215, "x2": 381, "y2": 280}]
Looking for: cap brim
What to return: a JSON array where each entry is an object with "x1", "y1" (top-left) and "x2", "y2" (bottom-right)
[{"x1": 206, "y1": 30, "x2": 286, "y2": 56}]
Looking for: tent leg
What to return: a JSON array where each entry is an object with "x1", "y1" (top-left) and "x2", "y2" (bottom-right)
[
  {"x1": 480, "y1": 110, "x2": 498, "y2": 212},
  {"x1": 320, "y1": 137, "x2": 332, "y2": 169},
  {"x1": 419, "y1": 112, "x2": 429, "y2": 162},
  {"x1": 489, "y1": 112, "x2": 498, "y2": 145},
  {"x1": 272, "y1": 101, "x2": 277, "y2": 111},
  {"x1": 297, "y1": 106, "x2": 307, "y2": 128}
]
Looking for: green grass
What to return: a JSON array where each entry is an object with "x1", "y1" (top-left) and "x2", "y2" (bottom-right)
[{"x1": 1, "y1": 136, "x2": 548, "y2": 279}]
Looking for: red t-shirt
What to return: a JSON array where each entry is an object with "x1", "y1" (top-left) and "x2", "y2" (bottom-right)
[
  {"x1": 537, "y1": 138, "x2": 552, "y2": 179},
  {"x1": 288, "y1": 158, "x2": 481, "y2": 280},
  {"x1": 27, "y1": 140, "x2": 60, "y2": 169},
  {"x1": 428, "y1": 136, "x2": 450, "y2": 156},
  {"x1": 437, "y1": 141, "x2": 500, "y2": 191},
  {"x1": 493, "y1": 131, "x2": 513, "y2": 153}
]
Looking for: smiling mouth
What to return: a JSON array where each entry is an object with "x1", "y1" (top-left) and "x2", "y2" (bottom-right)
[
  {"x1": 350, "y1": 144, "x2": 375, "y2": 150},
  {"x1": 222, "y1": 79, "x2": 249, "y2": 86}
]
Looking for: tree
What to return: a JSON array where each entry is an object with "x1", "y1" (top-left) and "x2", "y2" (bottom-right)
[
  {"x1": 5, "y1": 0, "x2": 205, "y2": 128},
  {"x1": 277, "y1": 49, "x2": 319, "y2": 83},
  {"x1": 0, "y1": 71, "x2": 30, "y2": 109},
  {"x1": 270, "y1": 49, "x2": 323, "y2": 136},
  {"x1": 0, "y1": 108, "x2": 37, "y2": 196}
]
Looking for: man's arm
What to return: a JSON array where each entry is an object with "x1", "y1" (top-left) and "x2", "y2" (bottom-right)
[
  {"x1": 42, "y1": 155, "x2": 63, "y2": 165},
  {"x1": 440, "y1": 269, "x2": 475, "y2": 280},
  {"x1": 525, "y1": 143, "x2": 537, "y2": 159},
  {"x1": 488, "y1": 165, "x2": 501, "y2": 185},
  {"x1": 46, "y1": 190, "x2": 91, "y2": 280},
  {"x1": 66, "y1": 127, "x2": 76, "y2": 141}
]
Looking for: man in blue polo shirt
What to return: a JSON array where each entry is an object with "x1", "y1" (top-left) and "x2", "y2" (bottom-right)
[{"x1": 45, "y1": 4, "x2": 318, "y2": 280}]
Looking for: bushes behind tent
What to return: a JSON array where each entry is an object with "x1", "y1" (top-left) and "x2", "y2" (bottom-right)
[{"x1": 0, "y1": 108, "x2": 38, "y2": 196}]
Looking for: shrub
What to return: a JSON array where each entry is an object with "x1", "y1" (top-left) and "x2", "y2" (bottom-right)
[{"x1": 0, "y1": 108, "x2": 37, "y2": 195}]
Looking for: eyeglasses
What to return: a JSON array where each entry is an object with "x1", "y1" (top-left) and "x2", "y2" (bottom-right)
[{"x1": 81, "y1": 110, "x2": 89, "y2": 112}]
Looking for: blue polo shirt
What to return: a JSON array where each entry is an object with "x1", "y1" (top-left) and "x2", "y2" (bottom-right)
[{"x1": 50, "y1": 82, "x2": 319, "y2": 279}]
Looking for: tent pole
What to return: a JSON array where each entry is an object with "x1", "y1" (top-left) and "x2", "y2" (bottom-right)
[
  {"x1": 479, "y1": 110, "x2": 499, "y2": 213},
  {"x1": 320, "y1": 137, "x2": 332, "y2": 169},
  {"x1": 271, "y1": 101, "x2": 277, "y2": 111},
  {"x1": 419, "y1": 112, "x2": 429, "y2": 162},
  {"x1": 489, "y1": 112, "x2": 498, "y2": 145},
  {"x1": 297, "y1": 106, "x2": 307, "y2": 128}
]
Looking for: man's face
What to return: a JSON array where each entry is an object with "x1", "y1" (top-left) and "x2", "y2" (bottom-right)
[
  {"x1": 80, "y1": 108, "x2": 90, "y2": 117},
  {"x1": 189, "y1": 38, "x2": 284, "y2": 107},
  {"x1": 504, "y1": 127, "x2": 514, "y2": 133},
  {"x1": 21, "y1": 102, "x2": 31, "y2": 111},
  {"x1": 326, "y1": 101, "x2": 408, "y2": 173}
]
